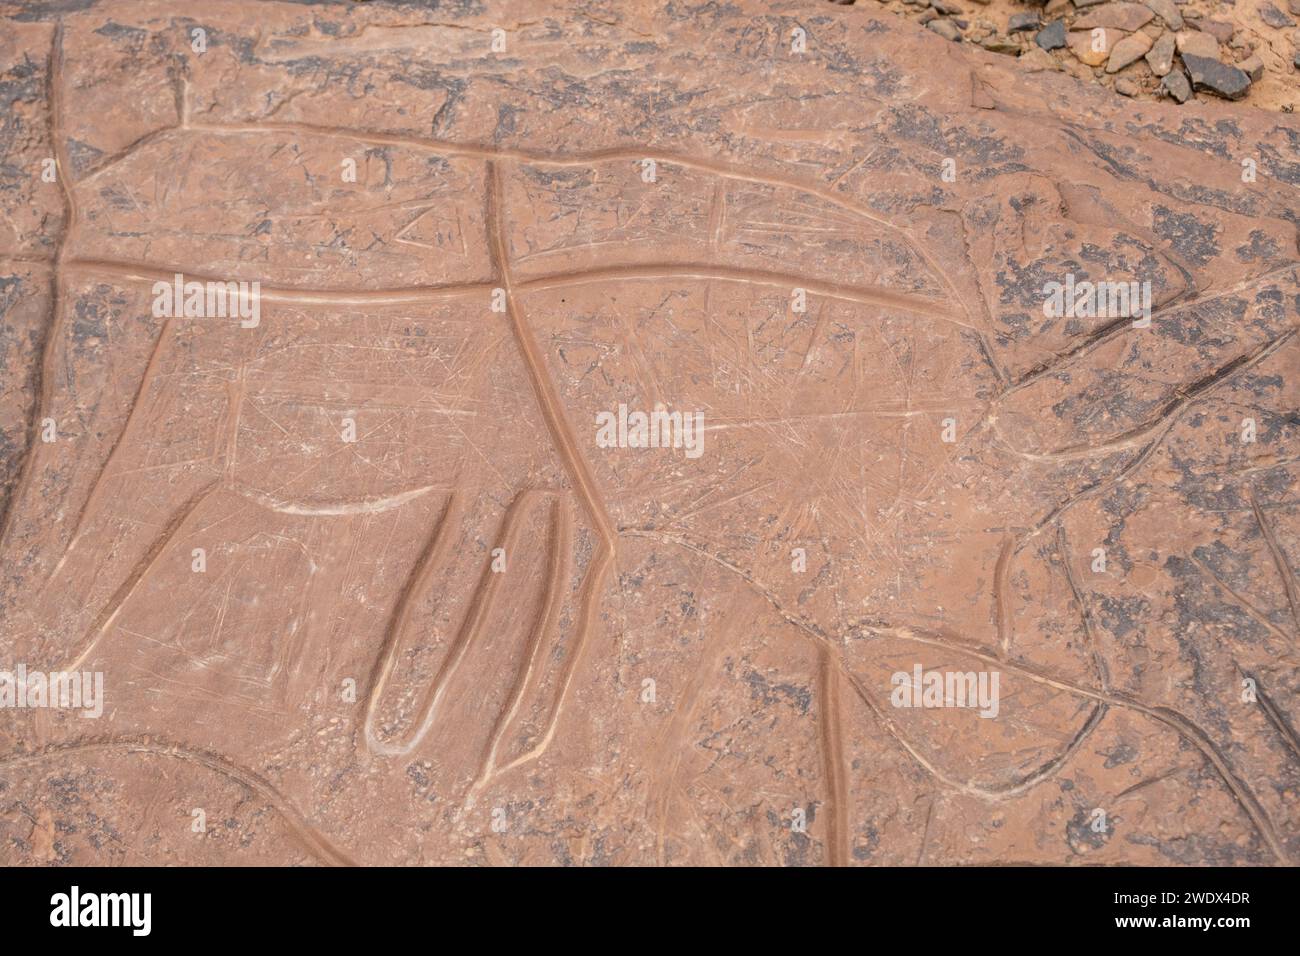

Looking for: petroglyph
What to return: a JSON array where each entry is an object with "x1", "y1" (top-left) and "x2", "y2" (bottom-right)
[{"x1": 0, "y1": 0, "x2": 1297, "y2": 867}]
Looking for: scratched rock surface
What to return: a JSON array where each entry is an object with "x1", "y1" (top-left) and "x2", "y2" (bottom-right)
[{"x1": 0, "y1": 0, "x2": 1298, "y2": 866}]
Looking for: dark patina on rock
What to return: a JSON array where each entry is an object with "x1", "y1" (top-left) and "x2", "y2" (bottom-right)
[
  {"x1": 1035, "y1": 19, "x2": 1066, "y2": 49},
  {"x1": 1181, "y1": 53, "x2": 1252, "y2": 101}
]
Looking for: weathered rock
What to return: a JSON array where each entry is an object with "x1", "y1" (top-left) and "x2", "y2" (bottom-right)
[
  {"x1": 1019, "y1": 45, "x2": 1063, "y2": 69},
  {"x1": 1191, "y1": 18, "x2": 1235, "y2": 43},
  {"x1": 981, "y1": 35, "x2": 1022, "y2": 53},
  {"x1": 927, "y1": 18, "x2": 963, "y2": 40},
  {"x1": 1238, "y1": 54, "x2": 1265, "y2": 81},
  {"x1": 1072, "y1": 0, "x2": 1108, "y2": 7},
  {"x1": 1069, "y1": 27, "x2": 1123, "y2": 65},
  {"x1": 1141, "y1": 0, "x2": 1183, "y2": 31},
  {"x1": 930, "y1": 0, "x2": 964, "y2": 14},
  {"x1": 1036, "y1": 19, "x2": 1068, "y2": 49},
  {"x1": 1008, "y1": 12, "x2": 1041, "y2": 32},
  {"x1": 1289, "y1": 0, "x2": 1300, "y2": 14},
  {"x1": 1175, "y1": 29, "x2": 1221, "y2": 59},
  {"x1": 1181, "y1": 53, "x2": 1253, "y2": 99},
  {"x1": 1105, "y1": 31, "x2": 1153, "y2": 71},
  {"x1": 1114, "y1": 76, "x2": 1140, "y2": 95},
  {"x1": 1074, "y1": 2, "x2": 1155, "y2": 31},
  {"x1": 1259, "y1": 3, "x2": 1296, "y2": 28},
  {"x1": 1160, "y1": 67, "x2": 1193, "y2": 101},
  {"x1": 4, "y1": 0, "x2": 1300, "y2": 872},
  {"x1": 1145, "y1": 32, "x2": 1176, "y2": 75}
]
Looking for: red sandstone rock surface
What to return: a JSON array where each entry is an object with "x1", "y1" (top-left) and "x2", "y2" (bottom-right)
[{"x1": 0, "y1": 0, "x2": 1297, "y2": 866}]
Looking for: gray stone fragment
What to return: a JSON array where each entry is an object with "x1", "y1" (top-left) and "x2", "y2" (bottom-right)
[
  {"x1": 1192, "y1": 18, "x2": 1234, "y2": 43},
  {"x1": 1009, "y1": 12, "x2": 1040, "y2": 31},
  {"x1": 1075, "y1": 2, "x2": 1155, "y2": 31},
  {"x1": 1160, "y1": 68, "x2": 1191, "y2": 102},
  {"x1": 1145, "y1": 33, "x2": 1175, "y2": 75},
  {"x1": 927, "y1": 18, "x2": 963, "y2": 41},
  {"x1": 1142, "y1": 0, "x2": 1183, "y2": 30},
  {"x1": 1036, "y1": 19, "x2": 1067, "y2": 49},
  {"x1": 1181, "y1": 53, "x2": 1252, "y2": 100},
  {"x1": 1259, "y1": 3, "x2": 1295, "y2": 28}
]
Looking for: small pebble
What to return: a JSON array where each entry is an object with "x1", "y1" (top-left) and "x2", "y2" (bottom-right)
[
  {"x1": 1141, "y1": 0, "x2": 1183, "y2": 31},
  {"x1": 1145, "y1": 32, "x2": 1175, "y2": 75},
  {"x1": 1161, "y1": 69, "x2": 1192, "y2": 102},
  {"x1": 927, "y1": 18, "x2": 963, "y2": 41},
  {"x1": 1106, "y1": 32, "x2": 1153, "y2": 72},
  {"x1": 1259, "y1": 3, "x2": 1296, "y2": 28},
  {"x1": 1238, "y1": 54, "x2": 1264, "y2": 81},
  {"x1": 1191, "y1": 18, "x2": 1235, "y2": 43},
  {"x1": 1075, "y1": 3, "x2": 1155, "y2": 32},
  {"x1": 1036, "y1": 19, "x2": 1067, "y2": 49},
  {"x1": 983, "y1": 35, "x2": 1023, "y2": 53}
]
